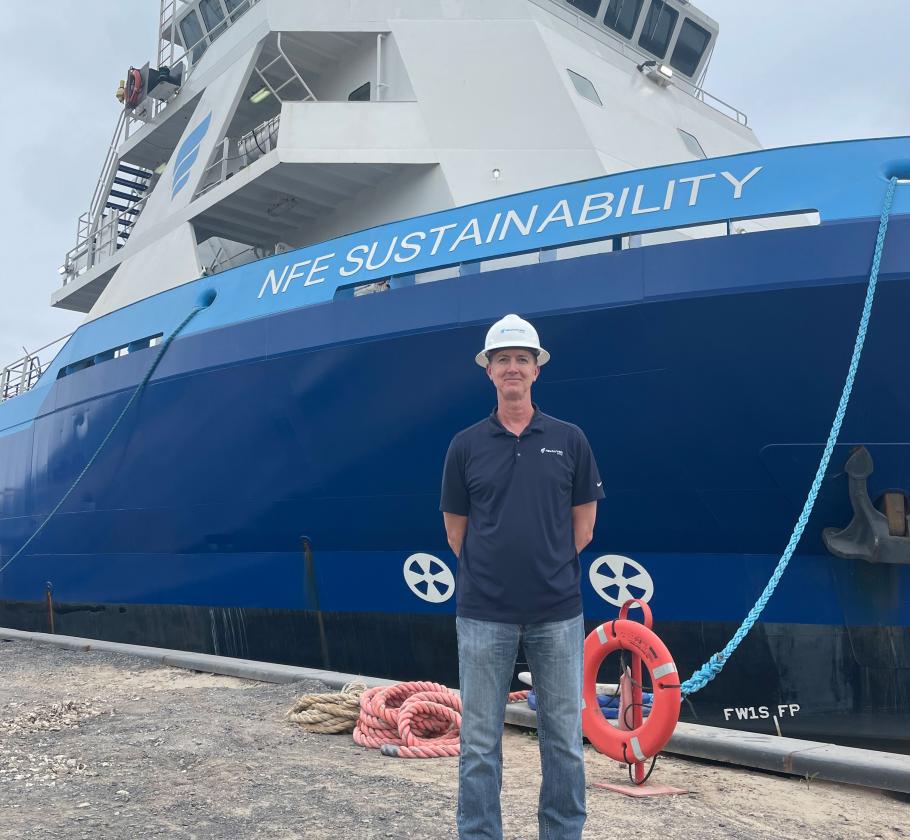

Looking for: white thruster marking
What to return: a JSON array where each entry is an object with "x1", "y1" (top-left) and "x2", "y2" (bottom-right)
[
  {"x1": 588, "y1": 554, "x2": 654, "y2": 606},
  {"x1": 403, "y1": 553, "x2": 455, "y2": 604}
]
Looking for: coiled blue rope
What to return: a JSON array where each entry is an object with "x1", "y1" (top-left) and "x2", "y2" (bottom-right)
[
  {"x1": 0, "y1": 304, "x2": 207, "y2": 577},
  {"x1": 680, "y1": 177, "x2": 899, "y2": 696}
]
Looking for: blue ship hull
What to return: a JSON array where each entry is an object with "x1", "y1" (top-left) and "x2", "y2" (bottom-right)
[{"x1": 2, "y1": 211, "x2": 909, "y2": 747}]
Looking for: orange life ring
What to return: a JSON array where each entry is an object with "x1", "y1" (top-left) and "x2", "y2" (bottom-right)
[
  {"x1": 581, "y1": 612, "x2": 681, "y2": 763},
  {"x1": 126, "y1": 68, "x2": 143, "y2": 107}
]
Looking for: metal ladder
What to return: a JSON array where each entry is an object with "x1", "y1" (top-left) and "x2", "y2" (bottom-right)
[
  {"x1": 253, "y1": 33, "x2": 318, "y2": 103},
  {"x1": 104, "y1": 162, "x2": 154, "y2": 248}
]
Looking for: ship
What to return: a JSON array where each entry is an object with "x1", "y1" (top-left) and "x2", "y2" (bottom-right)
[{"x1": 1, "y1": 0, "x2": 908, "y2": 749}]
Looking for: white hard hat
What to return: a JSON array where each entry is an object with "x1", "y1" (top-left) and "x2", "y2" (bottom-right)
[{"x1": 475, "y1": 314, "x2": 550, "y2": 367}]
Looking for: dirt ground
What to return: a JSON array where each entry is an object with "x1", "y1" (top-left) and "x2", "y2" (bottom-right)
[{"x1": 0, "y1": 639, "x2": 906, "y2": 839}]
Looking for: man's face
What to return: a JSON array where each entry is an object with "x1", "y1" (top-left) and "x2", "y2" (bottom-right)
[{"x1": 486, "y1": 348, "x2": 540, "y2": 400}]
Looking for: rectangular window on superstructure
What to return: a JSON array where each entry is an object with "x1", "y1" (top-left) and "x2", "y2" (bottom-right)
[
  {"x1": 567, "y1": 0, "x2": 603, "y2": 17},
  {"x1": 638, "y1": 0, "x2": 679, "y2": 59},
  {"x1": 567, "y1": 69, "x2": 603, "y2": 106},
  {"x1": 678, "y1": 129, "x2": 706, "y2": 159},
  {"x1": 603, "y1": 0, "x2": 644, "y2": 39},
  {"x1": 349, "y1": 82, "x2": 371, "y2": 102},
  {"x1": 670, "y1": 18, "x2": 711, "y2": 77}
]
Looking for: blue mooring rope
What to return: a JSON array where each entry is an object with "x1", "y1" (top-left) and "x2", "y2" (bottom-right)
[
  {"x1": 0, "y1": 303, "x2": 208, "y2": 577},
  {"x1": 680, "y1": 177, "x2": 899, "y2": 697}
]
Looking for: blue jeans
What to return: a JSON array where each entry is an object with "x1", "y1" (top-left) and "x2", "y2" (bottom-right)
[{"x1": 456, "y1": 614, "x2": 586, "y2": 840}]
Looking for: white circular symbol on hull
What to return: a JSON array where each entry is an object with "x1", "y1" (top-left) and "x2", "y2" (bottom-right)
[
  {"x1": 404, "y1": 553, "x2": 455, "y2": 603},
  {"x1": 588, "y1": 554, "x2": 654, "y2": 606}
]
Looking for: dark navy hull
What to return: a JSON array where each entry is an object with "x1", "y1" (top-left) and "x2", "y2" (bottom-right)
[{"x1": 2, "y1": 215, "x2": 909, "y2": 747}]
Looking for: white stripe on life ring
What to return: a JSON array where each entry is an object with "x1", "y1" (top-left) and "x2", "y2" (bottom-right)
[
  {"x1": 629, "y1": 736, "x2": 647, "y2": 762},
  {"x1": 653, "y1": 662, "x2": 677, "y2": 679}
]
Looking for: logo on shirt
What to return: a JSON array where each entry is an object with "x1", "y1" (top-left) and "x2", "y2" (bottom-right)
[{"x1": 540, "y1": 447, "x2": 564, "y2": 456}]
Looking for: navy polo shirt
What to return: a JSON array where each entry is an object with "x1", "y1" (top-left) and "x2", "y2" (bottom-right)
[{"x1": 440, "y1": 406, "x2": 604, "y2": 623}]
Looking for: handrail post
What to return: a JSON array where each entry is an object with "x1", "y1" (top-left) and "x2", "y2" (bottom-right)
[
  {"x1": 221, "y1": 136, "x2": 230, "y2": 184},
  {"x1": 376, "y1": 34, "x2": 385, "y2": 101},
  {"x1": 28, "y1": 357, "x2": 41, "y2": 390},
  {"x1": 16, "y1": 359, "x2": 29, "y2": 395}
]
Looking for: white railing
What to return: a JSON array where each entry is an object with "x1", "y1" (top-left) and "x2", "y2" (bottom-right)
[
  {"x1": 204, "y1": 244, "x2": 266, "y2": 275},
  {"x1": 62, "y1": 194, "x2": 150, "y2": 286},
  {"x1": 1, "y1": 334, "x2": 72, "y2": 402},
  {"x1": 196, "y1": 114, "x2": 281, "y2": 198},
  {"x1": 88, "y1": 111, "x2": 129, "y2": 234}
]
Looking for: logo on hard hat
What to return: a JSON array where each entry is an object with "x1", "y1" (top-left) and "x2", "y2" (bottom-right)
[{"x1": 475, "y1": 314, "x2": 551, "y2": 368}]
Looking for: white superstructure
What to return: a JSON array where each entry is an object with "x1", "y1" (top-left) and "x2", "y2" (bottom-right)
[{"x1": 56, "y1": 0, "x2": 760, "y2": 318}]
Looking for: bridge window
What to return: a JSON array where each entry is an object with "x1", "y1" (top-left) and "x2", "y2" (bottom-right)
[
  {"x1": 567, "y1": 0, "x2": 603, "y2": 16},
  {"x1": 638, "y1": 0, "x2": 679, "y2": 59},
  {"x1": 567, "y1": 70, "x2": 603, "y2": 106},
  {"x1": 670, "y1": 18, "x2": 711, "y2": 77},
  {"x1": 223, "y1": 0, "x2": 250, "y2": 20},
  {"x1": 603, "y1": 0, "x2": 643, "y2": 39},
  {"x1": 198, "y1": 0, "x2": 227, "y2": 40},
  {"x1": 179, "y1": 11, "x2": 207, "y2": 63}
]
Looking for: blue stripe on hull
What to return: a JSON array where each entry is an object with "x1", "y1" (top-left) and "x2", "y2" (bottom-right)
[{"x1": 1, "y1": 217, "x2": 909, "y2": 632}]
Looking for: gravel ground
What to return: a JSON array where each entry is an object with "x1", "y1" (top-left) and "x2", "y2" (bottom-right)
[{"x1": 0, "y1": 638, "x2": 907, "y2": 839}]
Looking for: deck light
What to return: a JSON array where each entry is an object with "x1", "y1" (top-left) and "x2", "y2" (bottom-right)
[
  {"x1": 637, "y1": 60, "x2": 674, "y2": 87},
  {"x1": 249, "y1": 86, "x2": 272, "y2": 104}
]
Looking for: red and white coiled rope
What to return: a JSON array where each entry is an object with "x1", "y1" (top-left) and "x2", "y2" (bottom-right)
[{"x1": 353, "y1": 681, "x2": 529, "y2": 759}]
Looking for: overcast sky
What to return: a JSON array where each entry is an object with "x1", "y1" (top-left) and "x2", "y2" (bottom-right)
[{"x1": 0, "y1": 1, "x2": 908, "y2": 371}]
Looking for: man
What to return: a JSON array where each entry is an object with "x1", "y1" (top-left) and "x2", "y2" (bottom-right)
[{"x1": 440, "y1": 313, "x2": 603, "y2": 840}]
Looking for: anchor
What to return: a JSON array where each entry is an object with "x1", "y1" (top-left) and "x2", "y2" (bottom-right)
[{"x1": 823, "y1": 446, "x2": 910, "y2": 565}]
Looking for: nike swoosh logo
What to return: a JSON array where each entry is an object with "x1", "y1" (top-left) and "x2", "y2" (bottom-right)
[{"x1": 596, "y1": 481, "x2": 603, "y2": 487}]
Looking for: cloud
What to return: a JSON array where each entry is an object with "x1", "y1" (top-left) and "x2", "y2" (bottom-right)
[
  {"x1": 1, "y1": 1, "x2": 907, "y2": 374},
  {"x1": 698, "y1": 0, "x2": 910, "y2": 147},
  {"x1": 0, "y1": 3, "x2": 158, "y2": 366}
]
